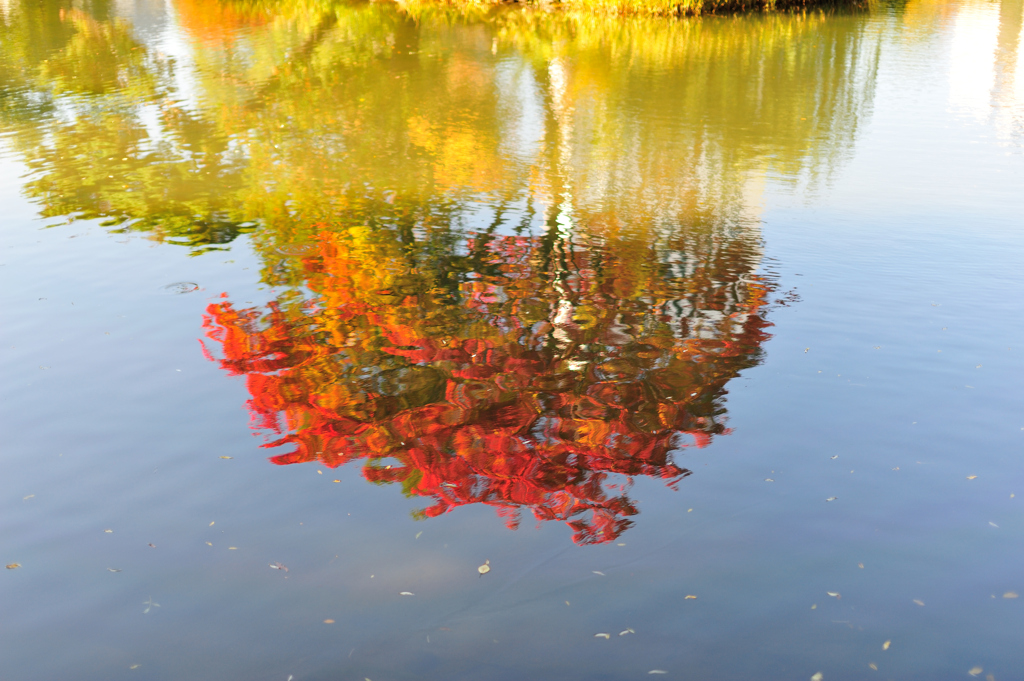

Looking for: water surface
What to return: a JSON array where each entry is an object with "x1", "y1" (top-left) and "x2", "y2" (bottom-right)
[{"x1": 1, "y1": 0, "x2": 1023, "y2": 679}]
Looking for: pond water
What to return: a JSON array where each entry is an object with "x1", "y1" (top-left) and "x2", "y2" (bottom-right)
[{"x1": 2, "y1": 0, "x2": 1023, "y2": 678}]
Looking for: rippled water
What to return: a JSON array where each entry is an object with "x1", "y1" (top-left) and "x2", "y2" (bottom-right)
[{"x1": 2, "y1": 0, "x2": 1023, "y2": 678}]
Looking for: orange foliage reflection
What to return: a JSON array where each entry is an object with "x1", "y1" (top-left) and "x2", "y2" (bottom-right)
[{"x1": 203, "y1": 226, "x2": 773, "y2": 544}]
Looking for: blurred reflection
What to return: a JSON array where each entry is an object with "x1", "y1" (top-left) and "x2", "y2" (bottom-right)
[
  {"x1": 0, "y1": 0, "x2": 887, "y2": 540},
  {"x1": 203, "y1": 223, "x2": 772, "y2": 543},
  {"x1": 0, "y1": 0, "x2": 883, "y2": 247}
]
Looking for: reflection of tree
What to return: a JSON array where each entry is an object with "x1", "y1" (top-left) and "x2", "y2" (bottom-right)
[
  {"x1": 1, "y1": 0, "x2": 883, "y2": 252},
  {"x1": 203, "y1": 225, "x2": 772, "y2": 544}
]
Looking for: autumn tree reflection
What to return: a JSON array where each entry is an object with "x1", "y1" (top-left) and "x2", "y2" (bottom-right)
[{"x1": 203, "y1": 222, "x2": 772, "y2": 543}]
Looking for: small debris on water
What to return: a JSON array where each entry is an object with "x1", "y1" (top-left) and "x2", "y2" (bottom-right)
[
  {"x1": 400, "y1": 592, "x2": 414, "y2": 596},
  {"x1": 104, "y1": 529, "x2": 113, "y2": 533},
  {"x1": 685, "y1": 595, "x2": 697, "y2": 600},
  {"x1": 219, "y1": 456, "x2": 233, "y2": 459},
  {"x1": 593, "y1": 570, "x2": 605, "y2": 576},
  {"x1": 1003, "y1": 591, "x2": 1018, "y2": 599},
  {"x1": 269, "y1": 562, "x2": 289, "y2": 572},
  {"x1": 811, "y1": 673, "x2": 823, "y2": 681},
  {"x1": 989, "y1": 522, "x2": 999, "y2": 528},
  {"x1": 831, "y1": 455, "x2": 838, "y2": 459},
  {"x1": 882, "y1": 640, "x2": 891, "y2": 650},
  {"x1": 858, "y1": 563, "x2": 864, "y2": 569},
  {"x1": 869, "y1": 662, "x2": 877, "y2": 670},
  {"x1": 22, "y1": 494, "x2": 34, "y2": 500},
  {"x1": 594, "y1": 633, "x2": 610, "y2": 639},
  {"x1": 967, "y1": 475, "x2": 977, "y2": 480},
  {"x1": 415, "y1": 531, "x2": 422, "y2": 539},
  {"x1": 148, "y1": 543, "x2": 156, "y2": 548},
  {"x1": 825, "y1": 497, "x2": 837, "y2": 502},
  {"x1": 619, "y1": 628, "x2": 635, "y2": 636},
  {"x1": 648, "y1": 671, "x2": 667, "y2": 675},
  {"x1": 968, "y1": 667, "x2": 983, "y2": 676},
  {"x1": 324, "y1": 619, "x2": 335, "y2": 624},
  {"x1": 108, "y1": 568, "x2": 122, "y2": 572},
  {"x1": 827, "y1": 592, "x2": 840, "y2": 599},
  {"x1": 478, "y1": 560, "x2": 490, "y2": 575},
  {"x1": 163, "y1": 282, "x2": 199, "y2": 294},
  {"x1": 6, "y1": 563, "x2": 21, "y2": 569},
  {"x1": 913, "y1": 599, "x2": 925, "y2": 606},
  {"x1": 765, "y1": 478, "x2": 774, "y2": 482}
]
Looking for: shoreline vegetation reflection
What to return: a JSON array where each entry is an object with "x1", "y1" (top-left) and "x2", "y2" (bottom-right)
[{"x1": 2, "y1": 0, "x2": 890, "y2": 541}]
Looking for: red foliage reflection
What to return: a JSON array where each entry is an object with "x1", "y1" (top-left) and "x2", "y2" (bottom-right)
[{"x1": 203, "y1": 228, "x2": 772, "y2": 544}]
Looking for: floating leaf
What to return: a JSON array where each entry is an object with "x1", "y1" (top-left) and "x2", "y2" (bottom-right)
[
  {"x1": 1003, "y1": 591, "x2": 1018, "y2": 599},
  {"x1": 882, "y1": 640, "x2": 891, "y2": 650},
  {"x1": 685, "y1": 595, "x2": 697, "y2": 599},
  {"x1": 967, "y1": 476, "x2": 977, "y2": 480},
  {"x1": 209, "y1": 521, "x2": 215, "y2": 526},
  {"x1": 130, "y1": 664, "x2": 140, "y2": 670},
  {"x1": 478, "y1": 564, "x2": 490, "y2": 575},
  {"x1": 324, "y1": 619, "x2": 335, "y2": 624},
  {"x1": 869, "y1": 663, "x2": 877, "y2": 670},
  {"x1": 6, "y1": 563, "x2": 21, "y2": 569},
  {"x1": 619, "y1": 629, "x2": 635, "y2": 636},
  {"x1": 415, "y1": 531, "x2": 422, "y2": 539},
  {"x1": 219, "y1": 456, "x2": 232, "y2": 459},
  {"x1": 593, "y1": 571, "x2": 605, "y2": 576},
  {"x1": 104, "y1": 529, "x2": 113, "y2": 533},
  {"x1": 594, "y1": 633, "x2": 610, "y2": 639},
  {"x1": 811, "y1": 673, "x2": 823, "y2": 681},
  {"x1": 228, "y1": 547, "x2": 237, "y2": 550},
  {"x1": 968, "y1": 667, "x2": 983, "y2": 676},
  {"x1": 811, "y1": 604, "x2": 817, "y2": 609},
  {"x1": 858, "y1": 563, "x2": 864, "y2": 569}
]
